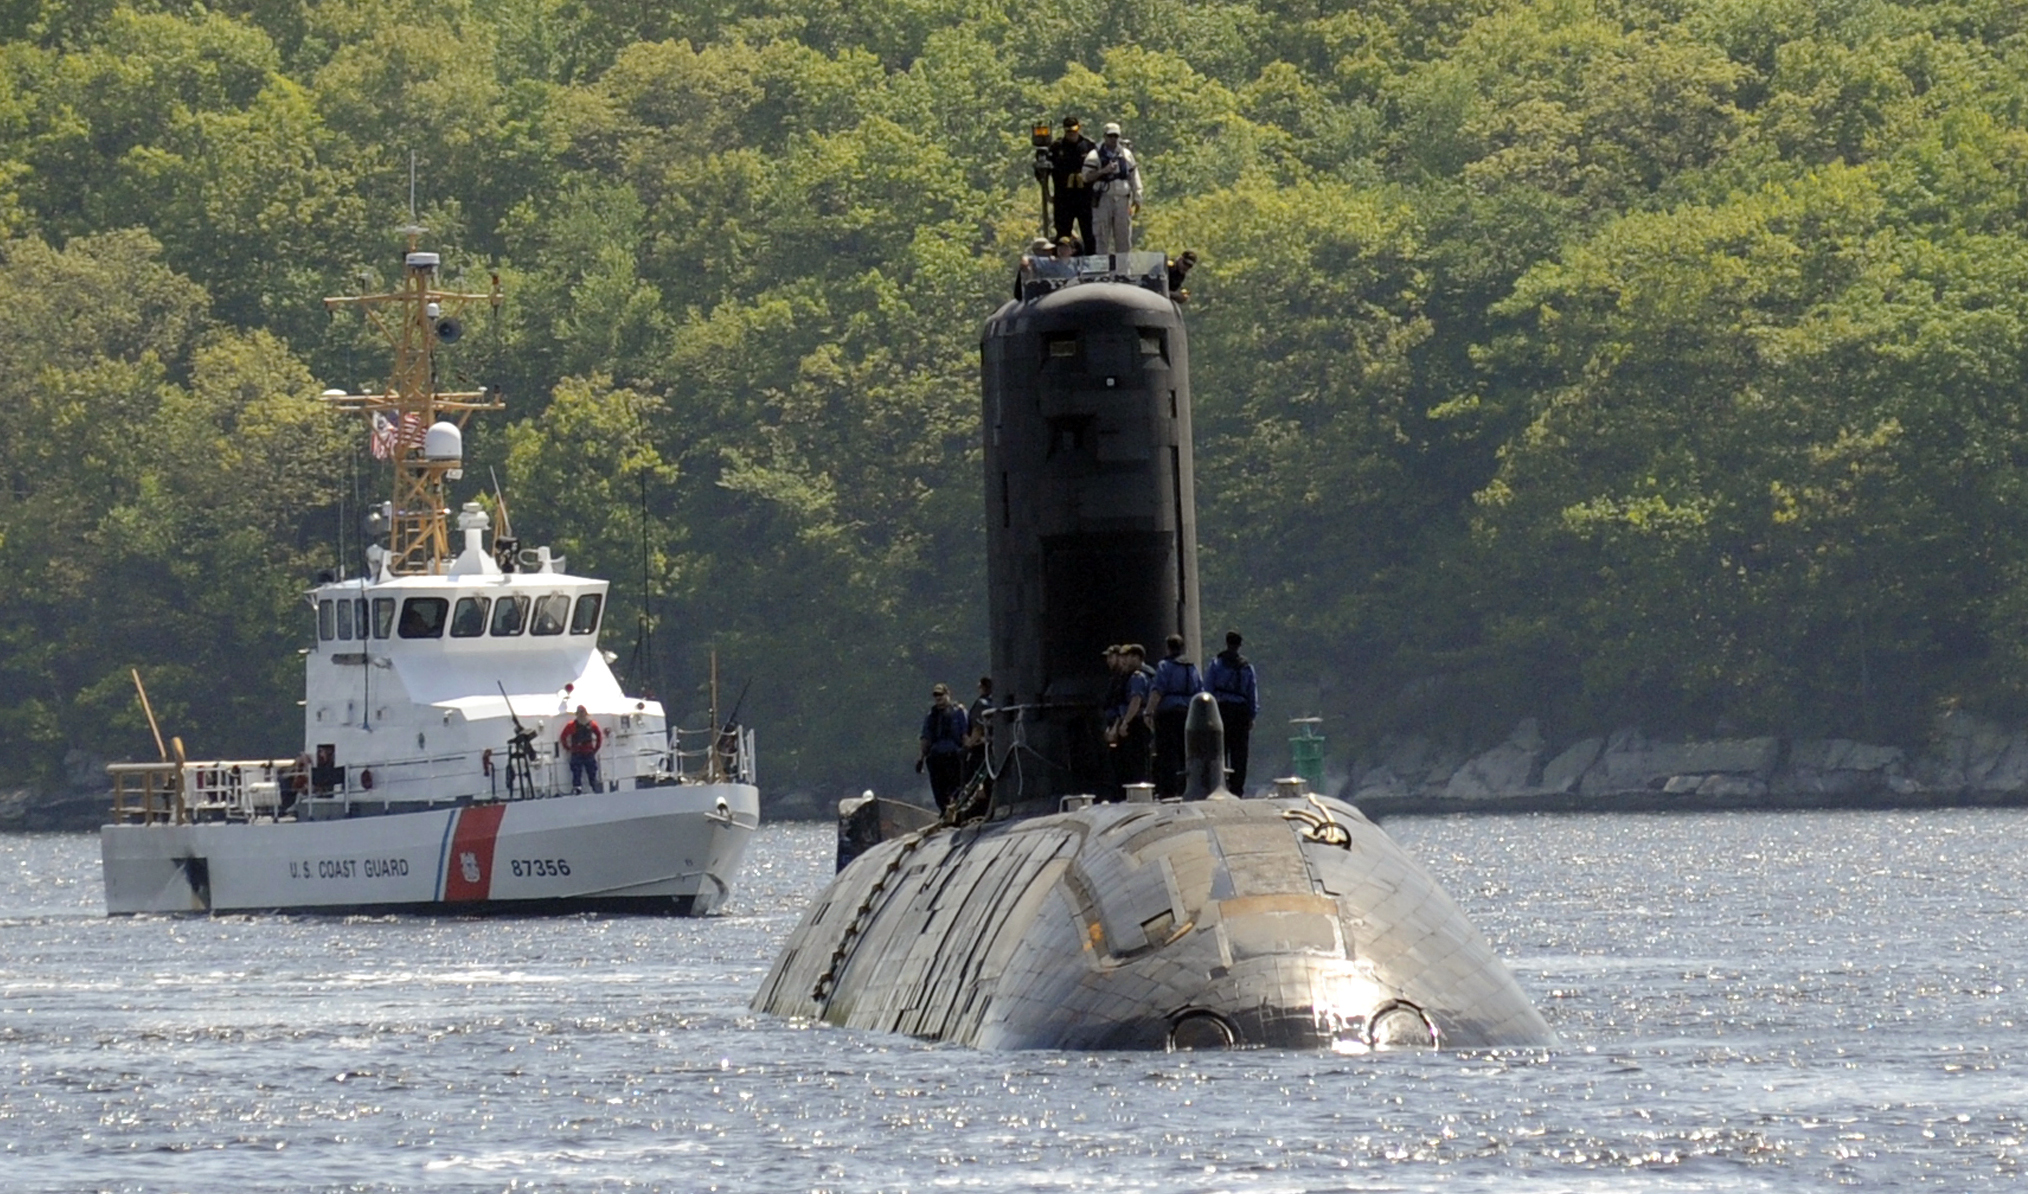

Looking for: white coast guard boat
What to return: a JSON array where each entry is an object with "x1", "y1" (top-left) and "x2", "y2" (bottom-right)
[{"x1": 100, "y1": 238, "x2": 759, "y2": 915}]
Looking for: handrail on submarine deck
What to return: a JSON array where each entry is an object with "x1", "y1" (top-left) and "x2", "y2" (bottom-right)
[
  {"x1": 1016, "y1": 251, "x2": 1171, "y2": 302},
  {"x1": 942, "y1": 699, "x2": 1100, "y2": 827}
]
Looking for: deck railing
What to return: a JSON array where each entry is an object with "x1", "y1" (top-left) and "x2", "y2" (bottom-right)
[
  {"x1": 108, "y1": 758, "x2": 299, "y2": 824},
  {"x1": 109, "y1": 723, "x2": 756, "y2": 823},
  {"x1": 667, "y1": 724, "x2": 756, "y2": 785}
]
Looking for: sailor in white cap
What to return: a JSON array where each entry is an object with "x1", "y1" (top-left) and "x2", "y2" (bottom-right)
[{"x1": 1081, "y1": 122, "x2": 1142, "y2": 255}]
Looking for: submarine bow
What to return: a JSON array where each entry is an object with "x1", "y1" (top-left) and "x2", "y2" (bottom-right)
[{"x1": 754, "y1": 793, "x2": 1552, "y2": 1050}]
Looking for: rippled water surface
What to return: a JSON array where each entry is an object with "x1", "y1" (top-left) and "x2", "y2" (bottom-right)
[{"x1": 4, "y1": 810, "x2": 2026, "y2": 1191}]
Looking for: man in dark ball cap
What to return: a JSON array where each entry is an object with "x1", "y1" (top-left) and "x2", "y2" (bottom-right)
[
  {"x1": 917, "y1": 682, "x2": 970, "y2": 812},
  {"x1": 1048, "y1": 115, "x2": 1097, "y2": 255}
]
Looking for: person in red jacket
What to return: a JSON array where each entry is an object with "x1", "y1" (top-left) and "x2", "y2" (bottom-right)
[{"x1": 560, "y1": 705, "x2": 604, "y2": 793}]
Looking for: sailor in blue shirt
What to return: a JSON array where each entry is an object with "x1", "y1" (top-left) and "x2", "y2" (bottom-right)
[
  {"x1": 1150, "y1": 634, "x2": 1203, "y2": 797},
  {"x1": 1205, "y1": 629, "x2": 1261, "y2": 794},
  {"x1": 1106, "y1": 644, "x2": 1154, "y2": 793},
  {"x1": 917, "y1": 683, "x2": 970, "y2": 812},
  {"x1": 1100, "y1": 645, "x2": 1126, "y2": 726}
]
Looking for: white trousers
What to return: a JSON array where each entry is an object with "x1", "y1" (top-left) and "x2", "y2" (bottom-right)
[{"x1": 1094, "y1": 188, "x2": 1134, "y2": 254}]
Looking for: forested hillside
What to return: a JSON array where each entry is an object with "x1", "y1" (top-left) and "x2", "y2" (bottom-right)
[{"x1": 4, "y1": 0, "x2": 2028, "y2": 803}]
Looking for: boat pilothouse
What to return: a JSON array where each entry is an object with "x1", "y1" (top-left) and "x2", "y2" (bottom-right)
[
  {"x1": 302, "y1": 503, "x2": 741, "y2": 815},
  {"x1": 101, "y1": 234, "x2": 760, "y2": 916}
]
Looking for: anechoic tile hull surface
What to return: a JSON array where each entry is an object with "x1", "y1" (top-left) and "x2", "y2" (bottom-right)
[{"x1": 753, "y1": 796, "x2": 1553, "y2": 1050}]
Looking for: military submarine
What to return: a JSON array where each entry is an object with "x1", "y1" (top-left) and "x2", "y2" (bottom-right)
[{"x1": 753, "y1": 250, "x2": 1553, "y2": 1051}]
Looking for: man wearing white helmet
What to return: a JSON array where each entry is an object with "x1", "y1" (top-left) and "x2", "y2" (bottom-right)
[{"x1": 1081, "y1": 122, "x2": 1142, "y2": 255}]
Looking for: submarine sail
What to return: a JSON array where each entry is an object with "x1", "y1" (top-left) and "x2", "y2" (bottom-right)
[{"x1": 983, "y1": 262, "x2": 1199, "y2": 809}]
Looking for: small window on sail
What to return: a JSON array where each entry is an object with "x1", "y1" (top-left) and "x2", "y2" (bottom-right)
[
  {"x1": 531, "y1": 594, "x2": 570, "y2": 636},
  {"x1": 317, "y1": 600, "x2": 335, "y2": 641},
  {"x1": 1047, "y1": 415, "x2": 1093, "y2": 457},
  {"x1": 1046, "y1": 333, "x2": 1078, "y2": 359},
  {"x1": 1139, "y1": 329, "x2": 1167, "y2": 361},
  {"x1": 491, "y1": 595, "x2": 528, "y2": 636},
  {"x1": 450, "y1": 596, "x2": 490, "y2": 638}
]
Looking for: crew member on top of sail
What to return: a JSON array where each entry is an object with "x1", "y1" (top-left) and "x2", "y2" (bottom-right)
[{"x1": 1081, "y1": 123, "x2": 1143, "y2": 255}]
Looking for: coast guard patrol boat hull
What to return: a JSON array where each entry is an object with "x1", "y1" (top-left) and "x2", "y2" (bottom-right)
[
  {"x1": 100, "y1": 235, "x2": 759, "y2": 916},
  {"x1": 103, "y1": 784, "x2": 755, "y2": 915}
]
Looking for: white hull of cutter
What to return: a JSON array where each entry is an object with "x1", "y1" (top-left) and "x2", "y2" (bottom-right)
[{"x1": 101, "y1": 783, "x2": 758, "y2": 916}]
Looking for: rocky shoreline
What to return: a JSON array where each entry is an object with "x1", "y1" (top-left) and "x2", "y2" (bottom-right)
[
  {"x1": 1345, "y1": 713, "x2": 2028, "y2": 816},
  {"x1": 0, "y1": 749, "x2": 126, "y2": 832},
  {"x1": 0, "y1": 787, "x2": 108, "y2": 833}
]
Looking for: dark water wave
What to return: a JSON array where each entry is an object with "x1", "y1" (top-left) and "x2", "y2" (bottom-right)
[{"x1": 4, "y1": 811, "x2": 2024, "y2": 1190}]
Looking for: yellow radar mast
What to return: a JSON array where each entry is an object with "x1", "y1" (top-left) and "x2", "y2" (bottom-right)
[{"x1": 321, "y1": 225, "x2": 503, "y2": 576}]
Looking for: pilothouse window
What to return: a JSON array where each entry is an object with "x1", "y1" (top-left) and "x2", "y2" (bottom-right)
[
  {"x1": 317, "y1": 600, "x2": 335, "y2": 641},
  {"x1": 531, "y1": 594, "x2": 570, "y2": 636},
  {"x1": 450, "y1": 596, "x2": 490, "y2": 638},
  {"x1": 398, "y1": 597, "x2": 449, "y2": 639},
  {"x1": 490, "y1": 595, "x2": 528, "y2": 636},
  {"x1": 336, "y1": 600, "x2": 353, "y2": 640},
  {"x1": 570, "y1": 594, "x2": 603, "y2": 635},
  {"x1": 372, "y1": 598, "x2": 394, "y2": 639},
  {"x1": 353, "y1": 599, "x2": 369, "y2": 641}
]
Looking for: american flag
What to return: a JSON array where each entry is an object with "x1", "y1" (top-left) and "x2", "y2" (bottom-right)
[{"x1": 370, "y1": 411, "x2": 425, "y2": 460}]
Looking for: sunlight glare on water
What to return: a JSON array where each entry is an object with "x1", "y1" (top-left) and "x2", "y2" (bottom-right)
[{"x1": 2, "y1": 810, "x2": 2025, "y2": 1191}]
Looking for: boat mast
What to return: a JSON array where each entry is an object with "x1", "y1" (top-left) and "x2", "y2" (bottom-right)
[{"x1": 321, "y1": 227, "x2": 503, "y2": 576}]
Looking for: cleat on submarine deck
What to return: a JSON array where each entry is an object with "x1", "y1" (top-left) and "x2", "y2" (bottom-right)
[{"x1": 752, "y1": 793, "x2": 1553, "y2": 1051}]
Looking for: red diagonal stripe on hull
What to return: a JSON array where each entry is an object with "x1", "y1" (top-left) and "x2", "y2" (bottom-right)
[{"x1": 443, "y1": 804, "x2": 507, "y2": 901}]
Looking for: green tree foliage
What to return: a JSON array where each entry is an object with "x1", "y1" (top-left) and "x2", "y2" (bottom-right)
[
  {"x1": 0, "y1": 231, "x2": 345, "y2": 784},
  {"x1": 7, "y1": 0, "x2": 2028, "y2": 802}
]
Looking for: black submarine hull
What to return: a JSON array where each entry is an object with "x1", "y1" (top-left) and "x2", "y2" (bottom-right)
[
  {"x1": 753, "y1": 254, "x2": 1552, "y2": 1050},
  {"x1": 754, "y1": 793, "x2": 1553, "y2": 1050}
]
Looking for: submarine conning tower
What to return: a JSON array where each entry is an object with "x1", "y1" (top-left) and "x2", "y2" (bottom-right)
[{"x1": 982, "y1": 251, "x2": 1200, "y2": 810}]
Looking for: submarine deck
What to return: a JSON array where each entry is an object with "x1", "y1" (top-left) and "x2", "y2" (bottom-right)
[{"x1": 755, "y1": 794, "x2": 1552, "y2": 1051}]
